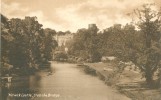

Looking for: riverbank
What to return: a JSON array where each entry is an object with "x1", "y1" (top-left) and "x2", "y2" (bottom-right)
[
  {"x1": 80, "y1": 62, "x2": 161, "y2": 100},
  {"x1": 2, "y1": 62, "x2": 131, "y2": 100}
]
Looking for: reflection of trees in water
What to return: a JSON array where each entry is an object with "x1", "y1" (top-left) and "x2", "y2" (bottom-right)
[
  {"x1": 2, "y1": 75, "x2": 41, "y2": 100},
  {"x1": 1, "y1": 83, "x2": 10, "y2": 100}
]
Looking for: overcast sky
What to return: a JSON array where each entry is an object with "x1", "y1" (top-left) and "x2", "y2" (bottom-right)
[{"x1": 1, "y1": 0, "x2": 161, "y2": 32}]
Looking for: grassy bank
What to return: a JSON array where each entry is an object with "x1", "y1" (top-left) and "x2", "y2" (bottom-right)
[{"x1": 80, "y1": 62, "x2": 161, "y2": 100}]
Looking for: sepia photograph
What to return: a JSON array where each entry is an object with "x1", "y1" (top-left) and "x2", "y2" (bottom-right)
[{"x1": 1, "y1": 0, "x2": 161, "y2": 100}]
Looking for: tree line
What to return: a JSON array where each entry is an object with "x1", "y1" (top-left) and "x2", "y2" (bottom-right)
[
  {"x1": 1, "y1": 15, "x2": 58, "y2": 75},
  {"x1": 1, "y1": 4, "x2": 161, "y2": 86},
  {"x1": 67, "y1": 4, "x2": 161, "y2": 85}
]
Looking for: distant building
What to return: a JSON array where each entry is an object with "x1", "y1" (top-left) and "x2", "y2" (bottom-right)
[
  {"x1": 54, "y1": 33, "x2": 73, "y2": 46},
  {"x1": 88, "y1": 24, "x2": 98, "y2": 30},
  {"x1": 88, "y1": 24, "x2": 97, "y2": 29},
  {"x1": 88, "y1": 24, "x2": 98, "y2": 34}
]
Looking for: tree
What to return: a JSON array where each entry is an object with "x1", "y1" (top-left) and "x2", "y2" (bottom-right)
[
  {"x1": 131, "y1": 4, "x2": 161, "y2": 85},
  {"x1": 8, "y1": 17, "x2": 43, "y2": 69},
  {"x1": 43, "y1": 28, "x2": 58, "y2": 62},
  {"x1": 67, "y1": 26, "x2": 101, "y2": 62},
  {"x1": 98, "y1": 24, "x2": 127, "y2": 59},
  {"x1": 67, "y1": 28, "x2": 88, "y2": 58},
  {"x1": 4, "y1": 16, "x2": 58, "y2": 73},
  {"x1": 1, "y1": 14, "x2": 14, "y2": 75},
  {"x1": 1, "y1": 14, "x2": 58, "y2": 75}
]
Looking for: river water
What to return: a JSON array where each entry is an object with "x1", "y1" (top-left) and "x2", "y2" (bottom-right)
[{"x1": 1, "y1": 62, "x2": 130, "y2": 100}]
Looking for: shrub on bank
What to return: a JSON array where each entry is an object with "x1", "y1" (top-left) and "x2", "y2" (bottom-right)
[{"x1": 54, "y1": 52, "x2": 68, "y2": 61}]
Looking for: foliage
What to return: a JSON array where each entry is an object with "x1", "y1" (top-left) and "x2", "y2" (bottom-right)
[
  {"x1": 43, "y1": 28, "x2": 58, "y2": 62},
  {"x1": 67, "y1": 26, "x2": 101, "y2": 62},
  {"x1": 67, "y1": 4, "x2": 161, "y2": 86},
  {"x1": 1, "y1": 15, "x2": 58, "y2": 75},
  {"x1": 129, "y1": 4, "x2": 161, "y2": 85},
  {"x1": 54, "y1": 52, "x2": 68, "y2": 61},
  {"x1": 1, "y1": 14, "x2": 14, "y2": 75}
]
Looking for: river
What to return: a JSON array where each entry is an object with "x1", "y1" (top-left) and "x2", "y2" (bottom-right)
[{"x1": 1, "y1": 62, "x2": 130, "y2": 100}]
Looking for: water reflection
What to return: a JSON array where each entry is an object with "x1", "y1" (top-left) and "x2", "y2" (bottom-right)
[
  {"x1": 1, "y1": 83, "x2": 10, "y2": 100},
  {"x1": 1, "y1": 70, "x2": 46, "y2": 100},
  {"x1": 1, "y1": 63, "x2": 130, "y2": 100}
]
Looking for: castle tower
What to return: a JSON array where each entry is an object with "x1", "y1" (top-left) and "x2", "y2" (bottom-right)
[{"x1": 88, "y1": 24, "x2": 98, "y2": 34}]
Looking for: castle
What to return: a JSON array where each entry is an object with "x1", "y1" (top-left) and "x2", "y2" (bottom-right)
[
  {"x1": 54, "y1": 33, "x2": 73, "y2": 47},
  {"x1": 54, "y1": 24, "x2": 97, "y2": 47}
]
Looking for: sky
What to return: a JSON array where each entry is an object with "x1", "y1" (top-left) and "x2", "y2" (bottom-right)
[{"x1": 1, "y1": 0, "x2": 161, "y2": 32}]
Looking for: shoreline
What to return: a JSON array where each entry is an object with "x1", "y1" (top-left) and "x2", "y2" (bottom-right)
[{"x1": 80, "y1": 62, "x2": 161, "y2": 100}]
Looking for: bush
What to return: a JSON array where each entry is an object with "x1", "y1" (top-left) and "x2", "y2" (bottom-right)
[
  {"x1": 54, "y1": 52, "x2": 68, "y2": 61},
  {"x1": 90, "y1": 51, "x2": 102, "y2": 62}
]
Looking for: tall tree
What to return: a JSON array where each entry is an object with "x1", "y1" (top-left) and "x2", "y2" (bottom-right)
[
  {"x1": 8, "y1": 17, "x2": 43, "y2": 69},
  {"x1": 131, "y1": 4, "x2": 161, "y2": 85},
  {"x1": 67, "y1": 25, "x2": 101, "y2": 62},
  {"x1": 1, "y1": 14, "x2": 14, "y2": 75},
  {"x1": 43, "y1": 28, "x2": 58, "y2": 62}
]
